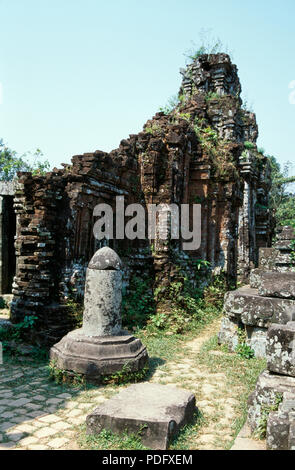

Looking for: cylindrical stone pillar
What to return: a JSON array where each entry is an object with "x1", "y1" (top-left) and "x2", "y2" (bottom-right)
[{"x1": 82, "y1": 247, "x2": 123, "y2": 337}]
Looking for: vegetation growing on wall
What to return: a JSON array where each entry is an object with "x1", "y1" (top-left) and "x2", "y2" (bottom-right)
[
  {"x1": 268, "y1": 155, "x2": 295, "y2": 227},
  {"x1": 183, "y1": 30, "x2": 232, "y2": 63},
  {"x1": 122, "y1": 268, "x2": 228, "y2": 336},
  {"x1": 0, "y1": 139, "x2": 50, "y2": 180}
]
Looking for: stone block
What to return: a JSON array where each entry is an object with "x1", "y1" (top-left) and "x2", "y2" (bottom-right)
[
  {"x1": 266, "y1": 411, "x2": 290, "y2": 450},
  {"x1": 289, "y1": 417, "x2": 295, "y2": 450},
  {"x1": 246, "y1": 326, "x2": 267, "y2": 359},
  {"x1": 258, "y1": 272, "x2": 295, "y2": 300},
  {"x1": 218, "y1": 317, "x2": 268, "y2": 358},
  {"x1": 223, "y1": 287, "x2": 295, "y2": 327},
  {"x1": 218, "y1": 316, "x2": 239, "y2": 352},
  {"x1": 247, "y1": 370, "x2": 295, "y2": 433},
  {"x1": 250, "y1": 269, "x2": 265, "y2": 289},
  {"x1": 275, "y1": 239, "x2": 294, "y2": 251},
  {"x1": 265, "y1": 394, "x2": 295, "y2": 450},
  {"x1": 86, "y1": 383, "x2": 196, "y2": 450},
  {"x1": 277, "y1": 226, "x2": 295, "y2": 241},
  {"x1": 267, "y1": 322, "x2": 295, "y2": 377},
  {"x1": 258, "y1": 248, "x2": 279, "y2": 270}
]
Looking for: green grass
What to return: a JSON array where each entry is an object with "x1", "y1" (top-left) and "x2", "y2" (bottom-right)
[
  {"x1": 196, "y1": 334, "x2": 266, "y2": 449},
  {"x1": 78, "y1": 425, "x2": 149, "y2": 450}
]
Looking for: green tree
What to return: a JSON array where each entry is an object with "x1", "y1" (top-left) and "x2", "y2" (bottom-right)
[
  {"x1": 268, "y1": 155, "x2": 295, "y2": 227},
  {"x1": 0, "y1": 139, "x2": 50, "y2": 181}
]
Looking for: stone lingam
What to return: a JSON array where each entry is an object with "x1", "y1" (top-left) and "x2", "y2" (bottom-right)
[{"x1": 50, "y1": 247, "x2": 148, "y2": 382}]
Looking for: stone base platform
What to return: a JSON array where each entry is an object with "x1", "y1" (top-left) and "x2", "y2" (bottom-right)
[
  {"x1": 86, "y1": 383, "x2": 196, "y2": 449},
  {"x1": 50, "y1": 329, "x2": 148, "y2": 382}
]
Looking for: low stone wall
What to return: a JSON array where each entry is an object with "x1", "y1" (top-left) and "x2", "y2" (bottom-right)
[
  {"x1": 248, "y1": 321, "x2": 295, "y2": 450},
  {"x1": 218, "y1": 226, "x2": 295, "y2": 358}
]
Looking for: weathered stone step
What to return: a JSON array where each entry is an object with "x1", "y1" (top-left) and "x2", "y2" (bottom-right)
[
  {"x1": 258, "y1": 272, "x2": 295, "y2": 300},
  {"x1": 223, "y1": 287, "x2": 295, "y2": 327}
]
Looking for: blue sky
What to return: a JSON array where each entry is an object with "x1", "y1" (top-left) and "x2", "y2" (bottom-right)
[{"x1": 0, "y1": 0, "x2": 294, "y2": 174}]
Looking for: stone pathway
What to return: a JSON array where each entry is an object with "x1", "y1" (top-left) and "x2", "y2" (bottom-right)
[
  {"x1": 231, "y1": 424, "x2": 266, "y2": 451},
  {"x1": 0, "y1": 319, "x2": 265, "y2": 450},
  {"x1": 148, "y1": 319, "x2": 251, "y2": 450},
  {"x1": 0, "y1": 359, "x2": 122, "y2": 450}
]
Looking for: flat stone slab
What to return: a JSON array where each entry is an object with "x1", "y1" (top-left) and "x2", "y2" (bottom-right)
[
  {"x1": 258, "y1": 272, "x2": 295, "y2": 299},
  {"x1": 223, "y1": 287, "x2": 295, "y2": 327},
  {"x1": 86, "y1": 383, "x2": 196, "y2": 449}
]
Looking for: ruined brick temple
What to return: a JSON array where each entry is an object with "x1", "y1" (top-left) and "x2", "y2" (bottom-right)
[{"x1": 1, "y1": 54, "x2": 273, "y2": 344}]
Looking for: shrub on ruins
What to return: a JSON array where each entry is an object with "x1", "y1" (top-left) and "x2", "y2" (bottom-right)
[
  {"x1": 122, "y1": 276, "x2": 156, "y2": 330},
  {"x1": 0, "y1": 139, "x2": 50, "y2": 180},
  {"x1": 183, "y1": 30, "x2": 231, "y2": 63},
  {"x1": 255, "y1": 393, "x2": 283, "y2": 440},
  {"x1": 121, "y1": 263, "x2": 227, "y2": 336},
  {"x1": 151, "y1": 270, "x2": 228, "y2": 335},
  {"x1": 0, "y1": 314, "x2": 38, "y2": 355},
  {"x1": 268, "y1": 155, "x2": 295, "y2": 227},
  {"x1": 244, "y1": 141, "x2": 255, "y2": 150},
  {"x1": 235, "y1": 328, "x2": 255, "y2": 360}
]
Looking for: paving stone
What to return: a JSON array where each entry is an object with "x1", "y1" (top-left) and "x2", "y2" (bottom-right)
[
  {"x1": 67, "y1": 409, "x2": 83, "y2": 418},
  {"x1": 78, "y1": 403, "x2": 92, "y2": 410},
  {"x1": 70, "y1": 416, "x2": 86, "y2": 426},
  {"x1": 10, "y1": 416, "x2": 29, "y2": 424},
  {"x1": 24, "y1": 403, "x2": 43, "y2": 410},
  {"x1": 14, "y1": 423, "x2": 36, "y2": 433},
  {"x1": 0, "y1": 441, "x2": 16, "y2": 449},
  {"x1": 7, "y1": 432, "x2": 26, "y2": 442},
  {"x1": 47, "y1": 437, "x2": 69, "y2": 449},
  {"x1": 11, "y1": 398, "x2": 31, "y2": 407},
  {"x1": 1, "y1": 412, "x2": 15, "y2": 419},
  {"x1": 27, "y1": 444, "x2": 50, "y2": 450},
  {"x1": 0, "y1": 399, "x2": 14, "y2": 406},
  {"x1": 51, "y1": 421, "x2": 72, "y2": 431},
  {"x1": 34, "y1": 427, "x2": 58, "y2": 438},
  {"x1": 38, "y1": 414, "x2": 61, "y2": 424},
  {"x1": 17, "y1": 408, "x2": 29, "y2": 419},
  {"x1": 0, "y1": 422, "x2": 15, "y2": 431},
  {"x1": 32, "y1": 395, "x2": 47, "y2": 402},
  {"x1": 57, "y1": 393, "x2": 72, "y2": 399},
  {"x1": 1, "y1": 392, "x2": 14, "y2": 398},
  {"x1": 64, "y1": 401, "x2": 78, "y2": 409},
  {"x1": 18, "y1": 436, "x2": 39, "y2": 446},
  {"x1": 28, "y1": 411, "x2": 47, "y2": 418},
  {"x1": 47, "y1": 406, "x2": 61, "y2": 414},
  {"x1": 46, "y1": 398, "x2": 64, "y2": 405}
]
